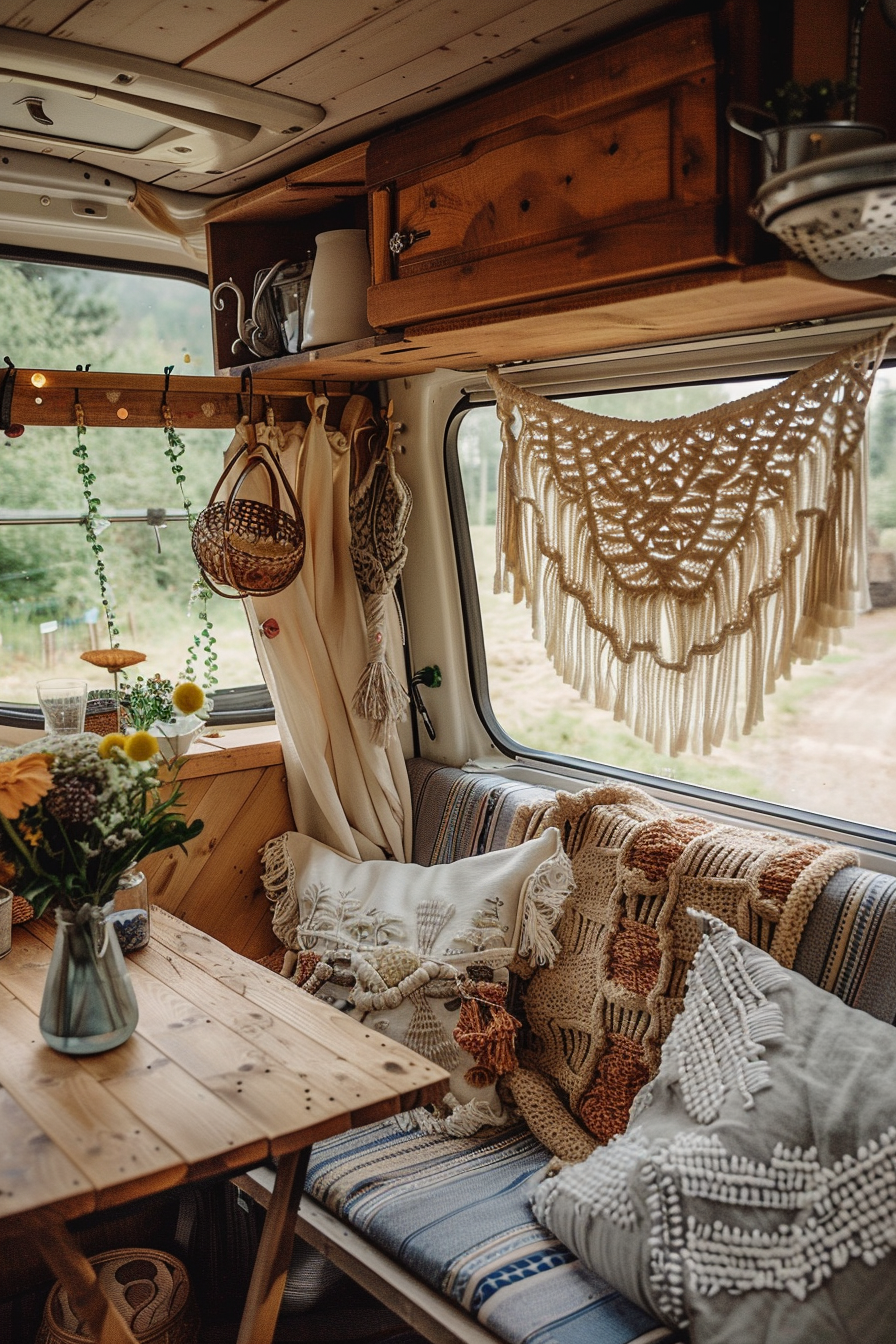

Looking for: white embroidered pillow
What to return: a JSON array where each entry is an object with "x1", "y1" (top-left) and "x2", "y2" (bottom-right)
[
  {"x1": 532, "y1": 914, "x2": 896, "y2": 1344},
  {"x1": 265, "y1": 828, "x2": 574, "y2": 1135}
]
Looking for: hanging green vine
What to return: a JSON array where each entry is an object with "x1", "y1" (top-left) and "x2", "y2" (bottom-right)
[
  {"x1": 161, "y1": 371, "x2": 218, "y2": 689},
  {"x1": 72, "y1": 400, "x2": 119, "y2": 648}
]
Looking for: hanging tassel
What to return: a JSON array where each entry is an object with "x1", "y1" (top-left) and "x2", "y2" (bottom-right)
[
  {"x1": 454, "y1": 981, "x2": 521, "y2": 1087},
  {"x1": 351, "y1": 591, "x2": 409, "y2": 745}
]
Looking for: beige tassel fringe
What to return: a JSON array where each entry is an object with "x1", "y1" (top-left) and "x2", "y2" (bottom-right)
[{"x1": 488, "y1": 328, "x2": 893, "y2": 757}]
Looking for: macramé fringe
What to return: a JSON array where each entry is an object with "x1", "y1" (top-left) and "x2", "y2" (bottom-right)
[{"x1": 488, "y1": 329, "x2": 893, "y2": 757}]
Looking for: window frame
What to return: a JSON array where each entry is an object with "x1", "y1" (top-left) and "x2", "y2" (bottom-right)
[{"x1": 444, "y1": 358, "x2": 896, "y2": 860}]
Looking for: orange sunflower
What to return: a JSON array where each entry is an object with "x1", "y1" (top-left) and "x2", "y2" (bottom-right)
[{"x1": 0, "y1": 754, "x2": 54, "y2": 820}]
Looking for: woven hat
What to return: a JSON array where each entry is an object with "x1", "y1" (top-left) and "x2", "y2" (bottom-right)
[{"x1": 37, "y1": 1248, "x2": 199, "y2": 1344}]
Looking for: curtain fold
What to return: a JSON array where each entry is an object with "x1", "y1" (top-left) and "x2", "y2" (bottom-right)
[{"x1": 228, "y1": 402, "x2": 411, "y2": 861}]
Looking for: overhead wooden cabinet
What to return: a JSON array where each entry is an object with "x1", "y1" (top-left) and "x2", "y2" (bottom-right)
[{"x1": 366, "y1": 11, "x2": 740, "y2": 330}]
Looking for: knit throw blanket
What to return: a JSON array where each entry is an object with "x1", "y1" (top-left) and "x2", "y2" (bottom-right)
[
  {"x1": 505, "y1": 785, "x2": 856, "y2": 1162},
  {"x1": 488, "y1": 329, "x2": 892, "y2": 756}
]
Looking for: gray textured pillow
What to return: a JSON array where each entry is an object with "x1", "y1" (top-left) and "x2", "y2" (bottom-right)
[{"x1": 531, "y1": 913, "x2": 896, "y2": 1344}]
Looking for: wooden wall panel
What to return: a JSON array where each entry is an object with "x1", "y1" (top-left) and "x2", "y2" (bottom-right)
[{"x1": 141, "y1": 734, "x2": 291, "y2": 961}]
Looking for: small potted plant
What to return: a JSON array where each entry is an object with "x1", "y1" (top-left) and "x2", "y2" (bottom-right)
[
  {"x1": 123, "y1": 675, "x2": 211, "y2": 762},
  {"x1": 727, "y1": 77, "x2": 885, "y2": 180}
]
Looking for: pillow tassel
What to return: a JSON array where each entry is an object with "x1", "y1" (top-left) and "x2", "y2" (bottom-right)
[
  {"x1": 518, "y1": 847, "x2": 576, "y2": 968},
  {"x1": 455, "y1": 981, "x2": 521, "y2": 1087}
]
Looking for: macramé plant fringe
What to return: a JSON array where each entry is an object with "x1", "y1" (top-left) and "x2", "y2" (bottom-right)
[{"x1": 488, "y1": 328, "x2": 893, "y2": 757}]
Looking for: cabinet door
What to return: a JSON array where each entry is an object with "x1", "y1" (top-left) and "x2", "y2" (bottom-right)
[{"x1": 368, "y1": 13, "x2": 725, "y2": 330}]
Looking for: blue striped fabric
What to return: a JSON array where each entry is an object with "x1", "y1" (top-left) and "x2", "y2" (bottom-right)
[
  {"x1": 794, "y1": 865, "x2": 896, "y2": 1024},
  {"x1": 307, "y1": 1120, "x2": 674, "y2": 1344},
  {"x1": 407, "y1": 759, "x2": 550, "y2": 867}
]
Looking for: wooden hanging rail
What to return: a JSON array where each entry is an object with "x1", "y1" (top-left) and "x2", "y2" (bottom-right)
[{"x1": 5, "y1": 369, "x2": 357, "y2": 430}]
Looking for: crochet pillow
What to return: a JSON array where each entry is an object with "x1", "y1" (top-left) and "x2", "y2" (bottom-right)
[
  {"x1": 266, "y1": 828, "x2": 574, "y2": 1136},
  {"x1": 531, "y1": 913, "x2": 896, "y2": 1344}
]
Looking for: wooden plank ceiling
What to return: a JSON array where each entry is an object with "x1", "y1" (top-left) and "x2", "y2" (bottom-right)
[{"x1": 0, "y1": 0, "x2": 679, "y2": 194}]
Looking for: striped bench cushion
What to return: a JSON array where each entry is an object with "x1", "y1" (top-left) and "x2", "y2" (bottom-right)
[
  {"x1": 307, "y1": 1119, "x2": 674, "y2": 1344},
  {"x1": 407, "y1": 758, "x2": 550, "y2": 866},
  {"x1": 795, "y1": 865, "x2": 896, "y2": 1024}
]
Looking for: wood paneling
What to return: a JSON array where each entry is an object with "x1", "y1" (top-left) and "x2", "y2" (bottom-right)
[
  {"x1": 141, "y1": 729, "x2": 291, "y2": 960},
  {"x1": 366, "y1": 12, "x2": 726, "y2": 328}
]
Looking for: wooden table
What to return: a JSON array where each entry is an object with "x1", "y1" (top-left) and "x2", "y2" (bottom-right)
[{"x1": 0, "y1": 908, "x2": 448, "y2": 1343}]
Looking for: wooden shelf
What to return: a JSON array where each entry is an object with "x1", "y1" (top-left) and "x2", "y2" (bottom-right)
[
  {"x1": 206, "y1": 143, "x2": 368, "y2": 225},
  {"x1": 221, "y1": 263, "x2": 896, "y2": 381}
]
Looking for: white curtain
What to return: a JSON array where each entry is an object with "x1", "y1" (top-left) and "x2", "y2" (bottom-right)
[{"x1": 227, "y1": 400, "x2": 411, "y2": 861}]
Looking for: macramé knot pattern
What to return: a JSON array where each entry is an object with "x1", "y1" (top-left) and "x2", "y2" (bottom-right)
[{"x1": 488, "y1": 328, "x2": 893, "y2": 756}]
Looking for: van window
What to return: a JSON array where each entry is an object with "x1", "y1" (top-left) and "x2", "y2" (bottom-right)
[
  {"x1": 454, "y1": 367, "x2": 896, "y2": 833},
  {"x1": 0, "y1": 259, "x2": 268, "y2": 719}
]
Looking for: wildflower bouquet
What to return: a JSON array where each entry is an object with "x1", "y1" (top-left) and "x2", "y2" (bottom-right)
[{"x1": 0, "y1": 732, "x2": 203, "y2": 918}]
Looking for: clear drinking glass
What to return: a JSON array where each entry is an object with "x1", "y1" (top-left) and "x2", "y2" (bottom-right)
[{"x1": 37, "y1": 678, "x2": 89, "y2": 734}]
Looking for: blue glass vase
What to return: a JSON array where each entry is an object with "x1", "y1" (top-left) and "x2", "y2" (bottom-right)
[{"x1": 39, "y1": 901, "x2": 139, "y2": 1054}]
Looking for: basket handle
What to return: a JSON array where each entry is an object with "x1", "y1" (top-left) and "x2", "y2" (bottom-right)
[
  {"x1": 225, "y1": 452, "x2": 282, "y2": 520},
  {"x1": 206, "y1": 440, "x2": 250, "y2": 507}
]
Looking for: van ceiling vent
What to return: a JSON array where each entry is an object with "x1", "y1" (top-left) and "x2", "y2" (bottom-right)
[{"x1": 0, "y1": 28, "x2": 324, "y2": 181}]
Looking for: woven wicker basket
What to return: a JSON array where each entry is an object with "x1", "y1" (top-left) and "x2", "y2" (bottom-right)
[
  {"x1": 37, "y1": 1248, "x2": 199, "y2": 1344},
  {"x1": 192, "y1": 441, "x2": 305, "y2": 598}
]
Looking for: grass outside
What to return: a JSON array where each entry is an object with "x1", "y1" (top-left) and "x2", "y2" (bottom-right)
[{"x1": 469, "y1": 525, "x2": 896, "y2": 830}]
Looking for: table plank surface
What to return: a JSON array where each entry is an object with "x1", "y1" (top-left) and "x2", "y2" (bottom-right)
[
  {"x1": 0, "y1": 909, "x2": 449, "y2": 1230},
  {"x1": 149, "y1": 910, "x2": 448, "y2": 1112},
  {"x1": 0, "y1": 1087, "x2": 95, "y2": 1222},
  {"x1": 0, "y1": 928, "x2": 269, "y2": 1179}
]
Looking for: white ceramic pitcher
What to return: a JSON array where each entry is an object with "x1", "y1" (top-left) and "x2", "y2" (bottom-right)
[{"x1": 301, "y1": 229, "x2": 374, "y2": 350}]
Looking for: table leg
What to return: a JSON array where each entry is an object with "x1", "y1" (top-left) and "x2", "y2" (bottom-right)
[
  {"x1": 236, "y1": 1147, "x2": 311, "y2": 1344},
  {"x1": 21, "y1": 1212, "x2": 138, "y2": 1344}
]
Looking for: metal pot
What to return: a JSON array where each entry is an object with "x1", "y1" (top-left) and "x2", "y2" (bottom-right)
[{"x1": 726, "y1": 103, "x2": 886, "y2": 180}]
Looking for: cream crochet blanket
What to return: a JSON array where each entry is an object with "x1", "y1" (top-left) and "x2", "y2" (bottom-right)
[{"x1": 488, "y1": 329, "x2": 892, "y2": 756}]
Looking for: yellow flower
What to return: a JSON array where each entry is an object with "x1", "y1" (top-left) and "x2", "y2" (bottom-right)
[
  {"x1": 98, "y1": 732, "x2": 128, "y2": 759},
  {"x1": 19, "y1": 824, "x2": 43, "y2": 847},
  {"x1": 124, "y1": 731, "x2": 159, "y2": 762},
  {"x1": 0, "y1": 754, "x2": 54, "y2": 820},
  {"x1": 172, "y1": 681, "x2": 205, "y2": 716}
]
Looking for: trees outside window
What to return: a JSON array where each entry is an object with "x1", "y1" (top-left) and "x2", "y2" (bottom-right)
[{"x1": 0, "y1": 260, "x2": 266, "y2": 708}]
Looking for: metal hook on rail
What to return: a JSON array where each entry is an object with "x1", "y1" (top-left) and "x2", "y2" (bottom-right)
[
  {"x1": 1, "y1": 356, "x2": 24, "y2": 439},
  {"x1": 161, "y1": 364, "x2": 175, "y2": 429}
]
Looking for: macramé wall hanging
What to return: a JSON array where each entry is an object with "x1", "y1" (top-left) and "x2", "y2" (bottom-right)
[{"x1": 488, "y1": 327, "x2": 893, "y2": 757}]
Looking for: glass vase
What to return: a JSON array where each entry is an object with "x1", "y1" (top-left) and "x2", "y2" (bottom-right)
[{"x1": 39, "y1": 901, "x2": 139, "y2": 1054}]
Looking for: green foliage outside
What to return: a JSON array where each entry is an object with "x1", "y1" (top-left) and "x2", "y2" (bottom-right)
[{"x1": 0, "y1": 260, "x2": 262, "y2": 701}]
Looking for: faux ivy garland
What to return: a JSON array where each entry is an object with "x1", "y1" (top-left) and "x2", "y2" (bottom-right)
[
  {"x1": 160, "y1": 371, "x2": 218, "y2": 689},
  {"x1": 72, "y1": 399, "x2": 119, "y2": 649},
  {"x1": 70, "y1": 375, "x2": 218, "y2": 691}
]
